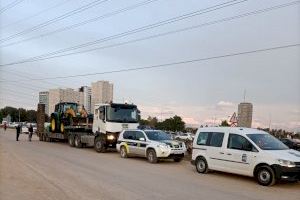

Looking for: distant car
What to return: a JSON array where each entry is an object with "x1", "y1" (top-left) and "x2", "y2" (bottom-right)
[
  {"x1": 22, "y1": 123, "x2": 37, "y2": 134},
  {"x1": 280, "y1": 138, "x2": 300, "y2": 151},
  {"x1": 117, "y1": 129, "x2": 186, "y2": 163},
  {"x1": 175, "y1": 132, "x2": 194, "y2": 141}
]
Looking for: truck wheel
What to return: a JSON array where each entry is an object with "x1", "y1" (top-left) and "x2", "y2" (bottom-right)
[
  {"x1": 196, "y1": 157, "x2": 208, "y2": 173},
  {"x1": 120, "y1": 146, "x2": 128, "y2": 158},
  {"x1": 147, "y1": 149, "x2": 158, "y2": 163},
  {"x1": 173, "y1": 157, "x2": 182, "y2": 162},
  {"x1": 74, "y1": 135, "x2": 82, "y2": 148},
  {"x1": 94, "y1": 137, "x2": 106, "y2": 153},
  {"x1": 256, "y1": 165, "x2": 276, "y2": 186},
  {"x1": 68, "y1": 135, "x2": 75, "y2": 147}
]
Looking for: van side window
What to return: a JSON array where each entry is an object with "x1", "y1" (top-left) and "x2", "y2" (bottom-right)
[
  {"x1": 227, "y1": 134, "x2": 255, "y2": 151},
  {"x1": 197, "y1": 132, "x2": 209, "y2": 145},
  {"x1": 134, "y1": 131, "x2": 145, "y2": 141},
  {"x1": 123, "y1": 131, "x2": 134, "y2": 140},
  {"x1": 209, "y1": 132, "x2": 224, "y2": 147}
]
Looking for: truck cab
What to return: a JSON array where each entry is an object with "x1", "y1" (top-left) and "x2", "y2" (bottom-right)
[{"x1": 93, "y1": 103, "x2": 139, "y2": 152}]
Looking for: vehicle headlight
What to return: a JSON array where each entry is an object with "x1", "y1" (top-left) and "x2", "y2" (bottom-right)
[
  {"x1": 158, "y1": 144, "x2": 168, "y2": 149},
  {"x1": 107, "y1": 135, "x2": 115, "y2": 140},
  {"x1": 277, "y1": 159, "x2": 296, "y2": 168}
]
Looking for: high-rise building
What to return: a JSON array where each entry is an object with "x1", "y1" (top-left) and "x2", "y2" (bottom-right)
[
  {"x1": 237, "y1": 102, "x2": 253, "y2": 128},
  {"x1": 39, "y1": 91, "x2": 49, "y2": 115},
  {"x1": 79, "y1": 86, "x2": 92, "y2": 114},
  {"x1": 91, "y1": 81, "x2": 113, "y2": 113},
  {"x1": 48, "y1": 88, "x2": 81, "y2": 114}
]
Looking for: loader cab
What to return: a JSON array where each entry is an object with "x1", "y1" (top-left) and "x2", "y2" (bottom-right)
[{"x1": 55, "y1": 102, "x2": 78, "y2": 113}]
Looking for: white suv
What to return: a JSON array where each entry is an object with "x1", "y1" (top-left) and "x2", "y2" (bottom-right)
[
  {"x1": 191, "y1": 127, "x2": 300, "y2": 186},
  {"x1": 117, "y1": 129, "x2": 186, "y2": 163}
]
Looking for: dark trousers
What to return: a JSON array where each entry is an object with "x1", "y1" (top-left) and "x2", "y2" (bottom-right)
[
  {"x1": 29, "y1": 132, "x2": 33, "y2": 141},
  {"x1": 16, "y1": 133, "x2": 20, "y2": 141}
]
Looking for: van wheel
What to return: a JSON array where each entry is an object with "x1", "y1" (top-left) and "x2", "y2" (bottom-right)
[
  {"x1": 196, "y1": 157, "x2": 208, "y2": 173},
  {"x1": 94, "y1": 137, "x2": 106, "y2": 153},
  {"x1": 74, "y1": 135, "x2": 82, "y2": 148},
  {"x1": 120, "y1": 146, "x2": 128, "y2": 158},
  {"x1": 68, "y1": 135, "x2": 75, "y2": 147},
  {"x1": 147, "y1": 149, "x2": 158, "y2": 163},
  {"x1": 256, "y1": 166, "x2": 276, "y2": 186}
]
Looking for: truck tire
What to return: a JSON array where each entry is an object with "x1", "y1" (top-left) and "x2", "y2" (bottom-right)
[
  {"x1": 256, "y1": 165, "x2": 276, "y2": 186},
  {"x1": 147, "y1": 149, "x2": 158, "y2": 164},
  {"x1": 68, "y1": 135, "x2": 75, "y2": 147},
  {"x1": 120, "y1": 146, "x2": 128, "y2": 158},
  {"x1": 74, "y1": 135, "x2": 82, "y2": 148},
  {"x1": 94, "y1": 137, "x2": 106, "y2": 153}
]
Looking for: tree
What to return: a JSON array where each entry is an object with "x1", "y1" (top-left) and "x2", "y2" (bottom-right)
[
  {"x1": 156, "y1": 115, "x2": 185, "y2": 132},
  {"x1": 220, "y1": 120, "x2": 230, "y2": 127}
]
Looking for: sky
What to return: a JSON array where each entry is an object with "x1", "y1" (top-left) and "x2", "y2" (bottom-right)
[{"x1": 0, "y1": 0, "x2": 299, "y2": 131}]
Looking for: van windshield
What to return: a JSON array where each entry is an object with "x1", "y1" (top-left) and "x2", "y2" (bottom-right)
[
  {"x1": 247, "y1": 134, "x2": 289, "y2": 150},
  {"x1": 145, "y1": 131, "x2": 171, "y2": 141}
]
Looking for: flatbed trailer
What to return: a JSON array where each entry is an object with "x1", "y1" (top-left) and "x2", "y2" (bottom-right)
[{"x1": 41, "y1": 125, "x2": 96, "y2": 148}]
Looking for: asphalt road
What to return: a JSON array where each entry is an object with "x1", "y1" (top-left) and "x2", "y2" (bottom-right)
[{"x1": 0, "y1": 129, "x2": 299, "y2": 200}]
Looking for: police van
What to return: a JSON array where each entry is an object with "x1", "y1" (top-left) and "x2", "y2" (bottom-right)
[
  {"x1": 117, "y1": 129, "x2": 186, "y2": 163},
  {"x1": 191, "y1": 127, "x2": 300, "y2": 186}
]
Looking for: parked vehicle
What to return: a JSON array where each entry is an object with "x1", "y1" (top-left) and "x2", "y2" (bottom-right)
[
  {"x1": 117, "y1": 129, "x2": 186, "y2": 163},
  {"x1": 39, "y1": 102, "x2": 139, "y2": 153},
  {"x1": 175, "y1": 132, "x2": 194, "y2": 141},
  {"x1": 191, "y1": 127, "x2": 300, "y2": 186},
  {"x1": 280, "y1": 138, "x2": 300, "y2": 151},
  {"x1": 22, "y1": 123, "x2": 37, "y2": 134}
]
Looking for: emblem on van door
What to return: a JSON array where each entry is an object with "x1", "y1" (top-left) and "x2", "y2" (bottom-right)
[
  {"x1": 122, "y1": 124, "x2": 129, "y2": 129},
  {"x1": 242, "y1": 154, "x2": 247, "y2": 162}
]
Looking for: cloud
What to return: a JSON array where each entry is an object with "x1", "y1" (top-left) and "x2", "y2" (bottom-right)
[
  {"x1": 183, "y1": 117, "x2": 199, "y2": 125},
  {"x1": 217, "y1": 101, "x2": 234, "y2": 107}
]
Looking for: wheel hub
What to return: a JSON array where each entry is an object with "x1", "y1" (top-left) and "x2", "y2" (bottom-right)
[{"x1": 259, "y1": 170, "x2": 270, "y2": 182}]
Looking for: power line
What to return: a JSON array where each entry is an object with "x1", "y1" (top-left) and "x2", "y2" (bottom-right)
[
  {"x1": 0, "y1": 0, "x2": 110, "y2": 43},
  {"x1": 0, "y1": 0, "x2": 72, "y2": 30},
  {"x1": 0, "y1": 0, "x2": 160, "y2": 48},
  {"x1": 1, "y1": 1, "x2": 297, "y2": 67},
  {"x1": 0, "y1": 0, "x2": 249, "y2": 65},
  {"x1": 0, "y1": 0, "x2": 25, "y2": 14},
  {"x1": 0, "y1": 68, "x2": 62, "y2": 88},
  {"x1": 1, "y1": 43, "x2": 298, "y2": 83}
]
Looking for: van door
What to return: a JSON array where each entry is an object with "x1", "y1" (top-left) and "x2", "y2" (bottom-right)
[
  {"x1": 223, "y1": 133, "x2": 258, "y2": 176},
  {"x1": 206, "y1": 132, "x2": 228, "y2": 171},
  {"x1": 123, "y1": 131, "x2": 137, "y2": 155},
  {"x1": 134, "y1": 131, "x2": 148, "y2": 156}
]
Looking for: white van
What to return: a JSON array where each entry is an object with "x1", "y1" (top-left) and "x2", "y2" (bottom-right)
[{"x1": 191, "y1": 127, "x2": 300, "y2": 186}]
